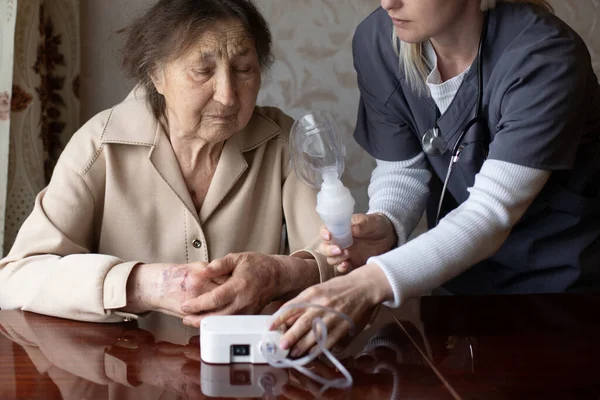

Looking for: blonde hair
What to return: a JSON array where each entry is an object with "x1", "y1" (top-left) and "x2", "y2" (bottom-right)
[{"x1": 394, "y1": 0, "x2": 554, "y2": 95}]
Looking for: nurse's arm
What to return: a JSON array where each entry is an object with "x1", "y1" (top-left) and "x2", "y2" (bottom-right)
[
  {"x1": 367, "y1": 159, "x2": 550, "y2": 307},
  {"x1": 367, "y1": 153, "x2": 431, "y2": 247}
]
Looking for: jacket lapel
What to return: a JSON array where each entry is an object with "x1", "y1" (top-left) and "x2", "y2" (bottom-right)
[
  {"x1": 199, "y1": 136, "x2": 248, "y2": 223},
  {"x1": 100, "y1": 89, "x2": 199, "y2": 219},
  {"x1": 200, "y1": 110, "x2": 282, "y2": 223},
  {"x1": 149, "y1": 130, "x2": 198, "y2": 219}
]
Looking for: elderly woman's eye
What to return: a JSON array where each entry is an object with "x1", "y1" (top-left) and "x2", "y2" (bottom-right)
[
  {"x1": 193, "y1": 68, "x2": 212, "y2": 75},
  {"x1": 234, "y1": 66, "x2": 252, "y2": 74}
]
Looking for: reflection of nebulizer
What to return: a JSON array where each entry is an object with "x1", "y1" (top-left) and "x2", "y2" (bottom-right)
[{"x1": 290, "y1": 112, "x2": 355, "y2": 249}]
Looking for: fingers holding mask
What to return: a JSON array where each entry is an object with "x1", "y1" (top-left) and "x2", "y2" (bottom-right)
[
  {"x1": 318, "y1": 227, "x2": 352, "y2": 273},
  {"x1": 319, "y1": 225, "x2": 333, "y2": 242},
  {"x1": 323, "y1": 246, "x2": 350, "y2": 268},
  {"x1": 318, "y1": 231, "x2": 347, "y2": 257},
  {"x1": 319, "y1": 217, "x2": 373, "y2": 273},
  {"x1": 336, "y1": 260, "x2": 352, "y2": 274}
]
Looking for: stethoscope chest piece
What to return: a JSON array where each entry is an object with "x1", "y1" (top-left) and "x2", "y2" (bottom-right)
[{"x1": 422, "y1": 127, "x2": 448, "y2": 156}]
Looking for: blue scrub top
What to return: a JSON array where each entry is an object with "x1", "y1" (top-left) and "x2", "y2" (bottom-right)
[{"x1": 353, "y1": 3, "x2": 600, "y2": 294}]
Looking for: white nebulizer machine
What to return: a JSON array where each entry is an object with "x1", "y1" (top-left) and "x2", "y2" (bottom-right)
[
  {"x1": 200, "y1": 304, "x2": 355, "y2": 393},
  {"x1": 290, "y1": 111, "x2": 355, "y2": 249}
]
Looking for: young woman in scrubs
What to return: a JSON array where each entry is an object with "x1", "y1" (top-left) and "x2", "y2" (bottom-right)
[{"x1": 273, "y1": 0, "x2": 600, "y2": 357}]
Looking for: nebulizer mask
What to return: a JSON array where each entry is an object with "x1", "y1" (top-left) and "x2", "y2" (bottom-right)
[
  {"x1": 259, "y1": 113, "x2": 357, "y2": 392},
  {"x1": 289, "y1": 111, "x2": 355, "y2": 249}
]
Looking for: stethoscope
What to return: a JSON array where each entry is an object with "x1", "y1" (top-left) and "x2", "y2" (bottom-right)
[{"x1": 421, "y1": 13, "x2": 490, "y2": 225}]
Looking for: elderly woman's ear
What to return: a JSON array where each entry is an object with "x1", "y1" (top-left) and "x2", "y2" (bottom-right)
[{"x1": 150, "y1": 68, "x2": 165, "y2": 95}]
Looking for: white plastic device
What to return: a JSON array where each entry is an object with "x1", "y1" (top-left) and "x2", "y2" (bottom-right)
[
  {"x1": 200, "y1": 315, "x2": 288, "y2": 364},
  {"x1": 200, "y1": 305, "x2": 355, "y2": 393},
  {"x1": 200, "y1": 361, "x2": 288, "y2": 397},
  {"x1": 290, "y1": 112, "x2": 355, "y2": 249}
]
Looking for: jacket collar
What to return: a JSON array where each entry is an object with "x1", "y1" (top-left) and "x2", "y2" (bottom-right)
[
  {"x1": 100, "y1": 88, "x2": 281, "y2": 151},
  {"x1": 200, "y1": 112, "x2": 282, "y2": 223},
  {"x1": 100, "y1": 88, "x2": 282, "y2": 223}
]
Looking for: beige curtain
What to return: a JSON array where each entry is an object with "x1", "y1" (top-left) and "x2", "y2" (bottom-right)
[{"x1": 1, "y1": 0, "x2": 79, "y2": 256}]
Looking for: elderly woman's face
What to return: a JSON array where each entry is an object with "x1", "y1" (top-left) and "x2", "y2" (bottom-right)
[
  {"x1": 153, "y1": 19, "x2": 261, "y2": 142},
  {"x1": 381, "y1": 0, "x2": 471, "y2": 43}
]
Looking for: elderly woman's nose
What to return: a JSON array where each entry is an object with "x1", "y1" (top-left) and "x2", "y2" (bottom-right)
[
  {"x1": 213, "y1": 70, "x2": 237, "y2": 107},
  {"x1": 381, "y1": 0, "x2": 402, "y2": 11}
]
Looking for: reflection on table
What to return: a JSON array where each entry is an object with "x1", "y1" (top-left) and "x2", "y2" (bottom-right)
[
  {"x1": 394, "y1": 294, "x2": 600, "y2": 399},
  {"x1": 0, "y1": 307, "x2": 452, "y2": 399},
  {"x1": 6, "y1": 294, "x2": 599, "y2": 399}
]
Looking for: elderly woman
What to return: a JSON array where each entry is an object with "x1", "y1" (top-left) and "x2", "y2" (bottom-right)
[{"x1": 0, "y1": 0, "x2": 333, "y2": 325}]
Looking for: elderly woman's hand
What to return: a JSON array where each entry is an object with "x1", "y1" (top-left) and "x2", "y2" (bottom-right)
[
  {"x1": 178, "y1": 252, "x2": 321, "y2": 328},
  {"x1": 319, "y1": 213, "x2": 397, "y2": 274},
  {"x1": 271, "y1": 263, "x2": 393, "y2": 358},
  {"x1": 124, "y1": 262, "x2": 228, "y2": 318}
]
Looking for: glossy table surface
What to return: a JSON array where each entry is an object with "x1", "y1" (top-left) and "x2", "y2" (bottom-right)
[{"x1": 1, "y1": 293, "x2": 599, "y2": 399}]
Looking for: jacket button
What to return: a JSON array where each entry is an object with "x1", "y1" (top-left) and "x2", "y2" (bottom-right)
[{"x1": 192, "y1": 239, "x2": 202, "y2": 249}]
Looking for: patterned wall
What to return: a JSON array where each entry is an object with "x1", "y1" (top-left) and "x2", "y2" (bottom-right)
[{"x1": 555, "y1": 0, "x2": 600, "y2": 76}]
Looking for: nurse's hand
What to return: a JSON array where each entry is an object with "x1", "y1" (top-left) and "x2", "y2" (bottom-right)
[
  {"x1": 178, "y1": 252, "x2": 321, "y2": 327},
  {"x1": 319, "y1": 213, "x2": 397, "y2": 273},
  {"x1": 272, "y1": 263, "x2": 393, "y2": 358}
]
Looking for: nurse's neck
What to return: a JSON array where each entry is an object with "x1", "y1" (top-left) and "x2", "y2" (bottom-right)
[{"x1": 429, "y1": 8, "x2": 485, "y2": 82}]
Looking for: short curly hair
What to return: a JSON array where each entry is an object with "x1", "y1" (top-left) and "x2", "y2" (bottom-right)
[{"x1": 120, "y1": 0, "x2": 273, "y2": 125}]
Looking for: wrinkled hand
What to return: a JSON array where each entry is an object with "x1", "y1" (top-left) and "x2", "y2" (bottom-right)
[
  {"x1": 271, "y1": 263, "x2": 393, "y2": 358},
  {"x1": 180, "y1": 252, "x2": 320, "y2": 328},
  {"x1": 319, "y1": 213, "x2": 396, "y2": 273},
  {"x1": 124, "y1": 262, "x2": 227, "y2": 318}
]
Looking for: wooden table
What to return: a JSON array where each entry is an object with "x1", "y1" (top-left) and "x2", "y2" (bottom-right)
[{"x1": 1, "y1": 293, "x2": 598, "y2": 399}]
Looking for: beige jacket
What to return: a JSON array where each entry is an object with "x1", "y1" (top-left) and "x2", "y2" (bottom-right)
[{"x1": 0, "y1": 90, "x2": 333, "y2": 322}]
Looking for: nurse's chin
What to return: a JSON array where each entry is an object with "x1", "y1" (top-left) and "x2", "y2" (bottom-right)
[{"x1": 393, "y1": 27, "x2": 426, "y2": 44}]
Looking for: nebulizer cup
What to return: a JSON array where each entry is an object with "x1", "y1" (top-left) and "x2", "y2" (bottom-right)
[{"x1": 290, "y1": 112, "x2": 355, "y2": 249}]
